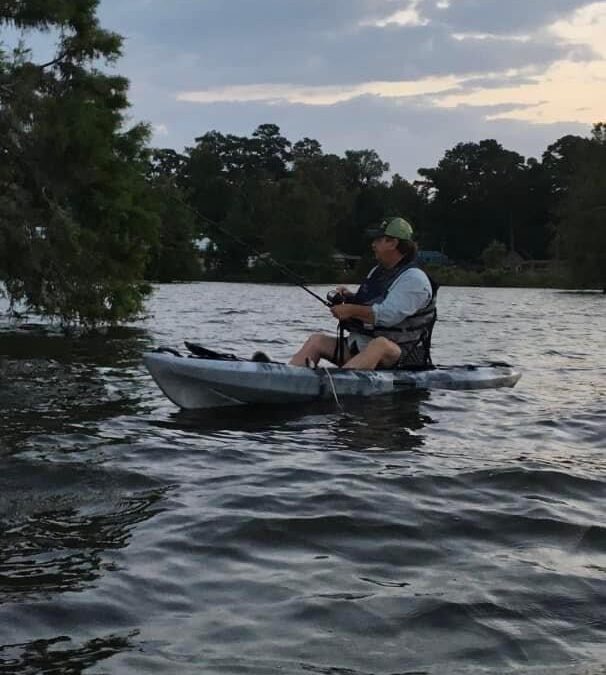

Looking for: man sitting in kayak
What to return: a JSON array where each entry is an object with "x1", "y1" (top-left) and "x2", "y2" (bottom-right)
[{"x1": 289, "y1": 217, "x2": 437, "y2": 370}]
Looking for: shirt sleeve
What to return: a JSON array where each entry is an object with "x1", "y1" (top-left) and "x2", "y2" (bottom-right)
[{"x1": 371, "y1": 269, "x2": 432, "y2": 327}]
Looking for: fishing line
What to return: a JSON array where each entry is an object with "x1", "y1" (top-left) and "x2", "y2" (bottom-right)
[{"x1": 170, "y1": 192, "x2": 331, "y2": 307}]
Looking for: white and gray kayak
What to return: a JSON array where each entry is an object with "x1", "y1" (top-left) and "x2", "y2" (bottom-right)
[{"x1": 144, "y1": 346, "x2": 521, "y2": 409}]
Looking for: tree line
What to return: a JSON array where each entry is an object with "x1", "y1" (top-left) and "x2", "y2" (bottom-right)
[{"x1": 1, "y1": 1, "x2": 604, "y2": 325}]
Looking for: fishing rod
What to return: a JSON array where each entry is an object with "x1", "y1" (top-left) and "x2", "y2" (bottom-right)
[{"x1": 174, "y1": 194, "x2": 332, "y2": 307}]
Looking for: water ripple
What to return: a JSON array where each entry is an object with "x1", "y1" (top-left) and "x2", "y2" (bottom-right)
[{"x1": 1, "y1": 285, "x2": 605, "y2": 673}]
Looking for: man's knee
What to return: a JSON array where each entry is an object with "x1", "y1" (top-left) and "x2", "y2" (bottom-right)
[
  {"x1": 369, "y1": 336, "x2": 392, "y2": 351},
  {"x1": 303, "y1": 333, "x2": 336, "y2": 357},
  {"x1": 305, "y1": 333, "x2": 327, "y2": 348},
  {"x1": 368, "y1": 337, "x2": 400, "y2": 358}
]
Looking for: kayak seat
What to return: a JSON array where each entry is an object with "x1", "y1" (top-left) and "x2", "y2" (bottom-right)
[{"x1": 184, "y1": 342, "x2": 241, "y2": 361}]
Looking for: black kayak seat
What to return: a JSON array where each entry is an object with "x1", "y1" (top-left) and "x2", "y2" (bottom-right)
[
  {"x1": 184, "y1": 342, "x2": 277, "y2": 364},
  {"x1": 184, "y1": 342, "x2": 241, "y2": 361}
]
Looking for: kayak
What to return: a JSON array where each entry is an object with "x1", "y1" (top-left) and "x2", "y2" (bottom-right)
[{"x1": 144, "y1": 344, "x2": 521, "y2": 409}]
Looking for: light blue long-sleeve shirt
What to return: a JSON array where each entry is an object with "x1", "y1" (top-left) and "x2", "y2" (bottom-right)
[{"x1": 348, "y1": 267, "x2": 433, "y2": 351}]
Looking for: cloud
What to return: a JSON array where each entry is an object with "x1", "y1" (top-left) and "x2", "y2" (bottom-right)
[
  {"x1": 434, "y1": 60, "x2": 606, "y2": 124},
  {"x1": 93, "y1": 0, "x2": 601, "y2": 176},
  {"x1": 152, "y1": 123, "x2": 169, "y2": 136},
  {"x1": 365, "y1": 0, "x2": 429, "y2": 27},
  {"x1": 177, "y1": 76, "x2": 461, "y2": 106},
  {"x1": 173, "y1": 2, "x2": 606, "y2": 127},
  {"x1": 432, "y1": 2, "x2": 606, "y2": 124},
  {"x1": 139, "y1": 92, "x2": 588, "y2": 178},
  {"x1": 98, "y1": 0, "x2": 577, "y2": 86},
  {"x1": 451, "y1": 32, "x2": 532, "y2": 43},
  {"x1": 549, "y1": 0, "x2": 606, "y2": 57},
  {"x1": 420, "y1": 0, "x2": 592, "y2": 35}
]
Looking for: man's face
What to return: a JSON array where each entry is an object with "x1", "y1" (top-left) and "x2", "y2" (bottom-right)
[{"x1": 371, "y1": 235, "x2": 398, "y2": 263}]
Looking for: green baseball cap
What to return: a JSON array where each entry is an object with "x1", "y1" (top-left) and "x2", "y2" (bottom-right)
[{"x1": 366, "y1": 217, "x2": 414, "y2": 241}]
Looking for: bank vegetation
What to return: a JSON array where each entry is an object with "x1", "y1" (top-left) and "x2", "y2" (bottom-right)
[{"x1": 1, "y1": 2, "x2": 604, "y2": 325}]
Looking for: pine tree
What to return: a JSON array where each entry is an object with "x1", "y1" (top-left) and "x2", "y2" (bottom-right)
[
  {"x1": 0, "y1": 0, "x2": 158, "y2": 325},
  {"x1": 557, "y1": 123, "x2": 606, "y2": 290}
]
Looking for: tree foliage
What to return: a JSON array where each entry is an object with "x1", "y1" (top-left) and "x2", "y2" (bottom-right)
[
  {"x1": 148, "y1": 123, "x2": 605, "y2": 288},
  {"x1": 0, "y1": 0, "x2": 158, "y2": 325},
  {"x1": 556, "y1": 123, "x2": 606, "y2": 290},
  {"x1": 481, "y1": 240, "x2": 507, "y2": 269},
  {"x1": 418, "y1": 140, "x2": 533, "y2": 260},
  {"x1": 144, "y1": 150, "x2": 201, "y2": 282},
  {"x1": 167, "y1": 128, "x2": 402, "y2": 278},
  {"x1": 1, "y1": 0, "x2": 604, "y2": 319}
]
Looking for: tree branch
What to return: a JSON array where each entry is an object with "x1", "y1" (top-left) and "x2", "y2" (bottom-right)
[{"x1": 36, "y1": 49, "x2": 70, "y2": 70}]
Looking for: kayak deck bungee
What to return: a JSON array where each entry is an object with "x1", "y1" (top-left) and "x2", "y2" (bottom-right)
[{"x1": 144, "y1": 344, "x2": 521, "y2": 409}]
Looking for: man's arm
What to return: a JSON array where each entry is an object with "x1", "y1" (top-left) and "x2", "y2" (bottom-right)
[
  {"x1": 331, "y1": 270, "x2": 432, "y2": 325},
  {"x1": 372, "y1": 269, "x2": 432, "y2": 327},
  {"x1": 330, "y1": 303, "x2": 374, "y2": 324}
]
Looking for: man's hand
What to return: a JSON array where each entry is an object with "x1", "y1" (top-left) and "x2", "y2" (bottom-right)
[
  {"x1": 330, "y1": 303, "x2": 375, "y2": 324},
  {"x1": 330, "y1": 303, "x2": 354, "y2": 321},
  {"x1": 330, "y1": 304, "x2": 375, "y2": 324}
]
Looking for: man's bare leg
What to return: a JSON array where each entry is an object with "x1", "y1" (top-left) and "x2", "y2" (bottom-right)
[
  {"x1": 342, "y1": 337, "x2": 401, "y2": 370},
  {"x1": 290, "y1": 334, "x2": 350, "y2": 367}
]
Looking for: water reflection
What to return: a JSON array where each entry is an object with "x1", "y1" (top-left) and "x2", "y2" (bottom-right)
[
  {"x1": 325, "y1": 392, "x2": 433, "y2": 453},
  {"x1": 0, "y1": 324, "x2": 151, "y2": 363},
  {"x1": 0, "y1": 461, "x2": 166, "y2": 602},
  {"x1": 0, "y1": 632, "x2": 137, "y2": 673},
  {"x1": 154, "y1": 390, "x2": 433, "y2": 453},
  {"x1": 0, "y1": 327, "x2": 152, "y2": 456}
]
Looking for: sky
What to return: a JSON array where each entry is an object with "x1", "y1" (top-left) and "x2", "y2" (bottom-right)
[{"x1": 11, "y1": 0, "x2": 606, "y2": 178}]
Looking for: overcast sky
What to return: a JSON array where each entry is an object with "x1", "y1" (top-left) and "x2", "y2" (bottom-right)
[{"x1": 63, "y1": 2, "x2": 606, "y2": 176}]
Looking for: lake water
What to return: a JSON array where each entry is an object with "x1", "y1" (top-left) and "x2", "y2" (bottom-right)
[{"x1": 0, "y1": 283, "x2": 605, "y2": 674}]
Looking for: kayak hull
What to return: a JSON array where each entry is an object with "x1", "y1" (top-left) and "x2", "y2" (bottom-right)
[{"x1": 144, "y1": 352, "x2": 521, "y2": 410}]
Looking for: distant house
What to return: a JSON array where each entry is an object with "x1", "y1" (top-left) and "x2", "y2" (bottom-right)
[
  {"x1": 417, "y1": 250, "x2": 452, "y2": 266},
  {"x1": 519, "y1": 259, "x2": 562, "y2": 272},
  {"x1": 502, "y1": 250, "x2": 525, "y2": 271},
  {"x1": 194, "y1": 237, "x2": 213, "y2": 272},
  {"x1": 332, "y1": 252, "x2": 362, "y2": 271},
  {"x1": 193, "y1": 237, "x2": 212, "y2": 253},
  {"x1": 247, "y1": 252, "x2": 271, "y2": 269}
]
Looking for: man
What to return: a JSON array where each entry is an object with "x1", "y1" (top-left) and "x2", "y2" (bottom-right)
[{"x1": 289, "y1": 217, "x2": 437, "y2": 370}]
